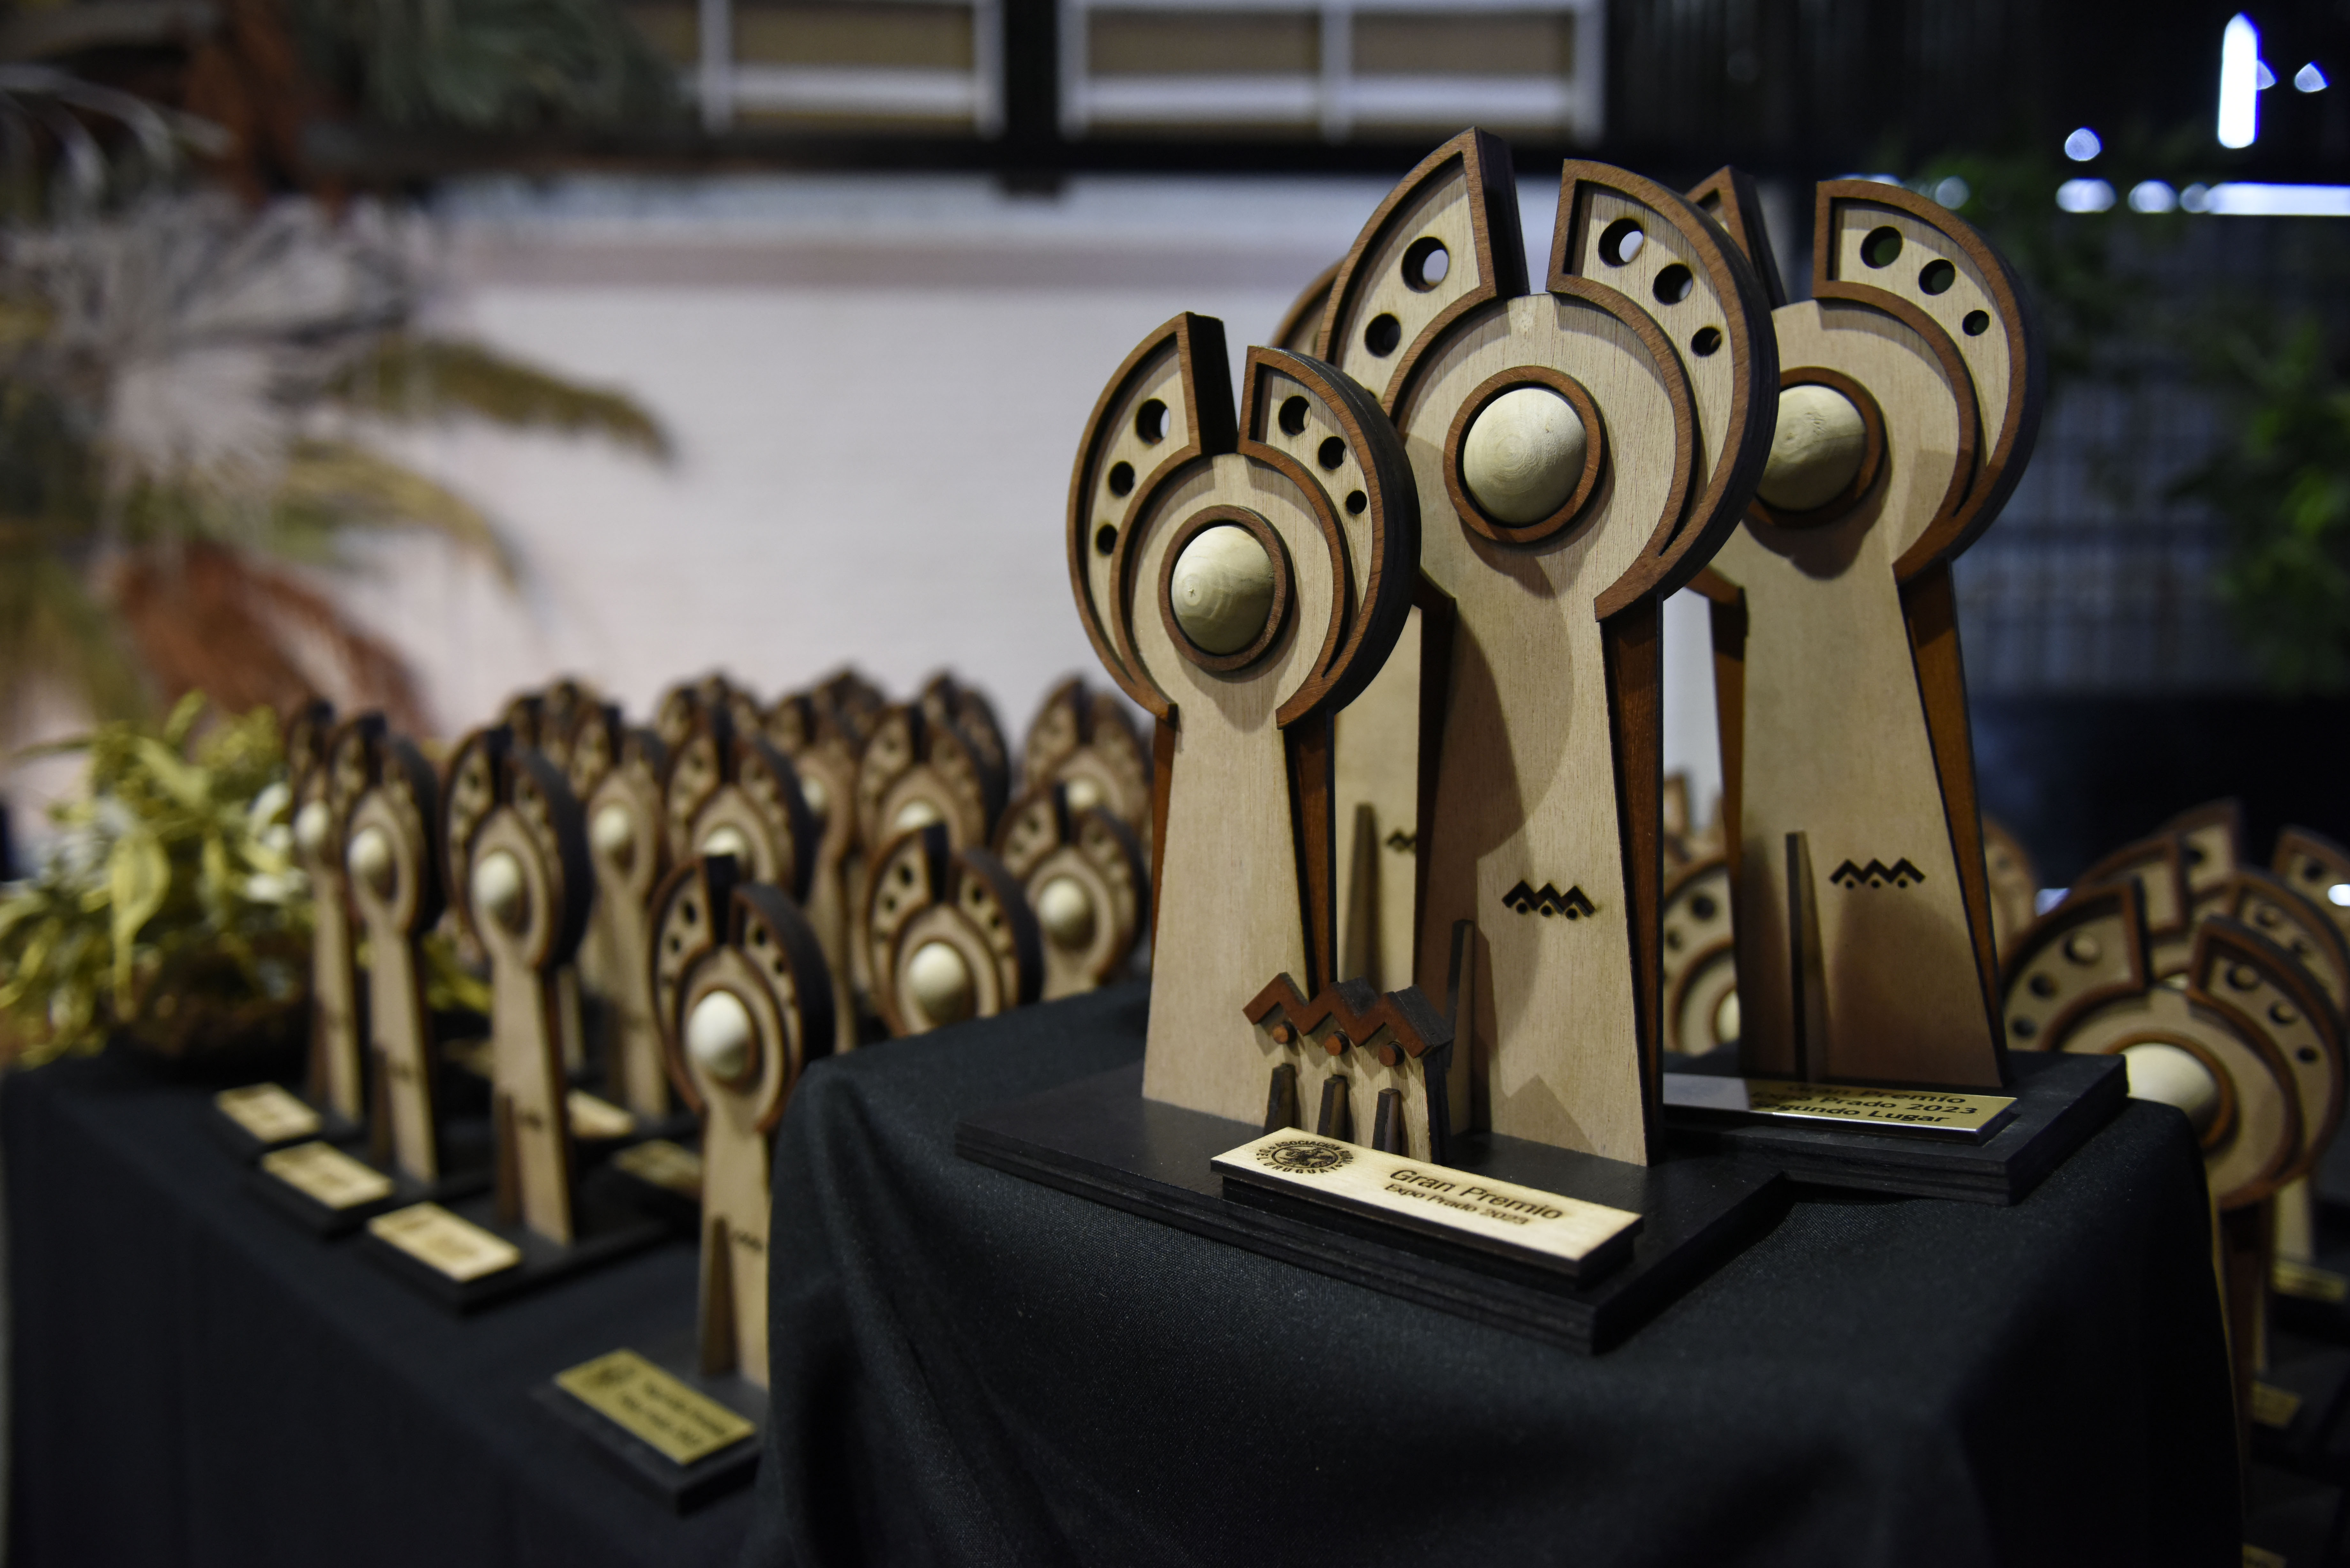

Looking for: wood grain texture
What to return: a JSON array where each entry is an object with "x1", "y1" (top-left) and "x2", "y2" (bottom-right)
[
  {"x1": 585, "y1": 728, "x2": 673, "y2": 1117},
  {"x1": 1066, "y1": 319, "x2": 1419, "y2": 1143},
  {"x1": 660, "y1": 882, "x2": 835, "y2": 1387},
  {"x1": 1275, "y1": 260, "x2": 1339, "y2": 355},
  {"x1": 1315, "y1": 138, "x2": 1776, "y2": 1164},
  {"x1": 304, "y1": 713, "x2": 385, "y2": 1124},
  {"x1": 2009, "y1": 890, "x2": 2307, "y2": 1210},
  {"x1": 765, "y1": 691, "x2": 865, "y2": 1054},
  {"x1": 664, "y1": 710, "x2": 819, "y2": 903},
  {"x1": 1698, "y1": 177, "x2": 2042, "y2": 1090},
  {"x1": 864, "y1": 824, "x2": 1044, "y2": 1036},
  {"x1": 465, "y1": 749, "x2": 593, "y2": 1246},
  {"x1": 1018, "y1": 677, "x2": 1154, "y2": 853},
  {"x1": 1983, "y1": 816, "x2": 2041, "y2": 963},
  {"x1": 345, "y1": 733, "x2": 445, "y2": 1184},
  {"x1": 2166, "y1": 797, "x2": 2246, "y2": 900},
  {"x1": 1331, "y1": 603, "x2": 1423, "y2": 993}
]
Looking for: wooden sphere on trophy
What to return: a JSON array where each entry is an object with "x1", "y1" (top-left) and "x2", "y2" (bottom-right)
[
  {"x1": 648, "y1": 855, "x2": 836, "y2": 1385},
  {"x1": 863, "y1": 823, "x2": 1042, "y2": 1037}
]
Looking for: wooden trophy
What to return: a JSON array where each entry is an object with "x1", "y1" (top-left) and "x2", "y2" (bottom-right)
[
  {"x1": 663, "y1": 705, "x2": 820, "y2": 924},
  {"x1": 656, "y1": 857, "x2": 835, "y2": 1382},
  {"x1": 539, "y1": 855, "x2": 832, "y2": 1508},
  {"x1": 960, "y1": 138, "x2": 1797, "y2": 1352},
  {"x1": 1018, "y1": 676, "x2": 1154, "y2": 850},
  {"x1": 854, "y1": 701, "x2": 1000, "y2": 853},
  {"x1": 864, "y1": 823, "x2": 1043, "y2": 1035},
  {"x1": 1308, "y1": 132, "x2": 1777, "y2": 1164},
  {"x1": 1636, "y1": 169, "x2": 2131, "y2": 1199},
  {"x1": 920, "y1": 673, "x2": 1012, "y2": 822},
  {"x1": 765, "y1": 687, "x2": 867, "y2": 1054},
  {"x1": 2005, "y1": 892, "x2": 2345, "y2": 1438},
  {"x1": 298, "y1": 715, "x2": 382, "y2": 1132},
  {"x1": 993, "y1": 783, "x2": 1148, "y2": 999},
  {"x1": 348, "y1": 729, "x2": 459, "y2": 1184},
  {"x1": 1660, "y1": 856, "x2": 1737, "y2": 1060},
  {"x1": 249, "y1": 722, "x2": 490, "y2": 1233},
  {"x1": 851, "y1": 700, "x2": 1000, "y2": 1021},
  {"x1": 1982, "y1": 816, "x2": 2042, "y2": 962},
  {"x1": 363, "y1": 729, "x2": 663, "y2": 1307},
  {"x1": 578, "y1": 708, "x2": 678, "y2": 1119},
  {"x1": 1686, "y1": 168, "x2": 2041, "y2": 1090},
  {"x1": 210, "y1": 699, "x2": 362, "y2": 1156},
  {"x1": 1064, "y1": 313, "x2": 1434, "y2": 1135}
]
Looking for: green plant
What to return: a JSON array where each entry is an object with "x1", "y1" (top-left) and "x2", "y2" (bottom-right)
[
  {"x1": 0, "y1": 692, "x2": 307, "y2": 1067},
  {"x1": 287, "y1": 0, "x2": 680, "y2": 132},
  {"x1": 2174, "y1": 315, "x2": 2350, "y2": 694},
  {"x1": 0, "y1": 189, "x2": 671, "y2": 735}
]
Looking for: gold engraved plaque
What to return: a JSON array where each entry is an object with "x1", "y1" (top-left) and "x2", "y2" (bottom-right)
[
  {"x1": 2273, "y1": 1259, "x2": 2349, "y2": 1304},
  {"x1": 2251, "y1": 1382, "x2": 2303, "y2": 1430},
  {"x1": 612, "y1": 1138, "x2": 703, "y2": 1198},
  {"x1": 216, "y1": 1083, "x2": 322, "y2": 1144},
  {"x1": 1211, "y1": 1130, "x2": 1641, "y2": 1276},
  {"x1": 555, "y1": 1350, "x2": 755, "y2": 1466},
  {"x1": 567, "y1": 1090, "x2": 635, "y2": 1142},
  {"x1": 261, "y1": 1141, "x2": 395, "y2": 1209},
  {"x1": 368, "y1": 1202, "x2": 523, "y2": 1282},
  {"x1": 1662, "y1": 1074, "x2": 2016, "y2": 1141}
]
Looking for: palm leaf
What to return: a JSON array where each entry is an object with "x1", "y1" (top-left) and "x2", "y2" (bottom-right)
[
  {"x1": 273, "y1": 438, "x2": 520, "y2": 582},
  {"x1": 0, "y1": 538, "x2": 147, "y2": 728},
  {"x1": 327, "y1": 335, "x2": 671, "y2": 460}
]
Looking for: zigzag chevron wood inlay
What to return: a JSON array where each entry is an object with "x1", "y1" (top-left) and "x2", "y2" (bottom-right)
[
  {"x1": 1502, "y1": 882, "x2": 1599, "y2": 920},
  {"x1": 1244, "y1": 973, "x2": 1452, "y2": 1062},
  {"x1": 1828, "y1": 859, "x2": 1928, "y2": 890}
]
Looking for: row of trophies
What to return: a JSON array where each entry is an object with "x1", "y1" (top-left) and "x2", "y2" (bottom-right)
[
  {"x1": 216, "y1": 664, "x2": 1155, "y2": 1436},
  {"x1": 943, "y1": 123, "x2": 2350, "y2": 1419},
  {"x1": 209, "y1": 125, "x2": 2350, "y2": 1484}
]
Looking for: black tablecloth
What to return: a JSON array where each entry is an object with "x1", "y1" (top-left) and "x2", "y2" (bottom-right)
[
  {"x1": 741, "y1": 982, "x2": 2239, "y2": 1568},
  {"x1": 4, "y1": 1052, "x2": 749, "y2": 1568}
]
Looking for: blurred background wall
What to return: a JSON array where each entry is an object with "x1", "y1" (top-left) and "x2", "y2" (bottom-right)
[{"x1": 2, "y1": 0, "x2": 2346, "y2": 885}]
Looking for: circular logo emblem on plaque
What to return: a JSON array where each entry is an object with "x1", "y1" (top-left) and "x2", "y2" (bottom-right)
[{"x1": 1256, "y1": 1138, "x2": 1353, "y2": 1175}]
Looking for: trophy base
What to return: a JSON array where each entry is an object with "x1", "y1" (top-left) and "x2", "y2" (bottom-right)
[
  {"x1": 1661, "y1": 1050, "x2": 2127, "y2": 1204},
  {"x1": 242, "y1": 1113, "x2": 499, "y2": 1238},
  {"x1": 957, "y1": 1064, "x2": 1787, "y2": 1354},
  {"x1": 2250, "y1": 1337, "x2": 2350, "y2": 1476},
  {"x1": 246, "y1": 1156, "x2": 492, "y2": 1238},
  {"x1": 531, "y1": 1334, "x2": 765, "y2": 1513},
  {"x1": 357, "y1": 1172, "x2": 670, "y2": 1313},
  {"x1": 206, "y1": 1085, "x2": 361, "y2": 1162}
]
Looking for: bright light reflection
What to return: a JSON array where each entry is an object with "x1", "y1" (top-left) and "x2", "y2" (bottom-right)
[
  {"x1": 2329, "y1": 883, "x2": 2350, "y2": 908},
  {"x1": 1934, "y1": 175, "x2": 1970, "y2": 208},
  {"x1": 2057, "y1": 178, "x2": 2116, "y2": 213},
  {"x1": 2205, "y1": 183, "x2": 2350, "y2": 215},
  {"x1": 2297, "y1": 62, "x2": 2329, "y2": 92},
  {"x1": 2221, "y1": 14, "x2": 2261, "y2": 147},
  {"x1": 2129, "y1": 181, "x2": 2177, "y2": 213},
  {"x1": 2064, "y1": 127, "x2": 2102, "y2": 161}
]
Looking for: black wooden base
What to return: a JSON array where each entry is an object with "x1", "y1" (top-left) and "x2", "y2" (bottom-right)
[
  {"x1": 205, "y1": 1092, "x2": 360, "y2": 1163},
  {"x1": 958, "y1": 1064, "x2": 1787, "y2": 1353},
  {"x1": 2254, "y1": 1332, "x2": 2350, "y2": 1478},
  {"x1": 531, "y1": 1333, "x2": 764, "y2": 1513},
  {"x1": 359, "y1": 1170, "x2": 670, "y2": 1313},
  {"x1": 1660, "y1": 1051, "x2": 2128, "y2": 1205},
  {"x1": 245, "y1": 1157, "x2": 491, "y2": 1239}
]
